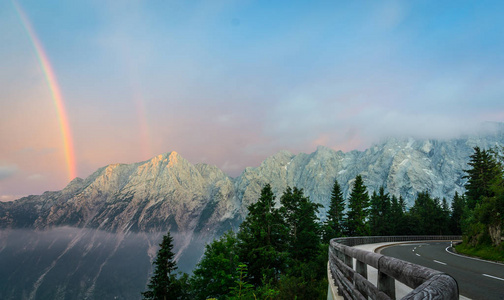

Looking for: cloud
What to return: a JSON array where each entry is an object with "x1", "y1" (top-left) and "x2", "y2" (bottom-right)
[
  {"x1": 27, "y1": 174, "x2": 44, "y2": 181},
  {"x1": 0, "y1": 195, "x2": 22, "y2": 202},
  {"x1": 0, "y1": 164, "x2": 18, "y2": 180}
]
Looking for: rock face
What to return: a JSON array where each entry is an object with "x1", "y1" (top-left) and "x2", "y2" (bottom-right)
[
  {"x1": 234, "y1": 128, "x2": 504, "y2": 218},
  {"x1": 0, "y1": 126, "x2": 503, "y2": 299}
]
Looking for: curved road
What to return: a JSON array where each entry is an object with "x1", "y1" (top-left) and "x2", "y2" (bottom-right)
[{"x1": 380, "y1": 242, "x2": 504, "y2": 300}]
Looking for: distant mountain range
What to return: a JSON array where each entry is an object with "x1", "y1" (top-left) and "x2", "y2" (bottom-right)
[{"x1": 1, "y1": 123, "x2": 503, "y2": 299}]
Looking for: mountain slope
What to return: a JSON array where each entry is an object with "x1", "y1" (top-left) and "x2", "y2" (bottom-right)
[
  {"x1": 234, "y1": 128, "x2": 504, "y2": 218},
  {"x1": 1, "y1": 152, "x2": 239, "y2": 234},
  {"x1": 2, "y1": 126, "x2": 504, "y2": 231}
]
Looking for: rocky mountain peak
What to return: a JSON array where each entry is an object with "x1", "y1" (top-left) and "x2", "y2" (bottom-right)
[
  {"x1": 148, "y1": 151, "x2": 180, "y2": 167},
  {"x1": 2, "y1": 125, "x2": 504, "y2": 234}
]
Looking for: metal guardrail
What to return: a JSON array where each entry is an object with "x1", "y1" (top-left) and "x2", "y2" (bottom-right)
[{"x1": 328, "y1": 236, "x2": 462, "y2": 300}]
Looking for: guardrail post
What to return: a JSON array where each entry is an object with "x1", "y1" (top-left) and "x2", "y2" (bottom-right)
[
  {"x1": 344, "y1": 253, "x2": 353, "y2": 269},
  {"x1": 356, "y1": 260, "x2": 367, "y2": 279},
  {"x1": 378, "y1": 271, "x2": 395, "y2": 299},
  {"x1": 356, "y1": 260, "x2": 368, "y2": 298}
]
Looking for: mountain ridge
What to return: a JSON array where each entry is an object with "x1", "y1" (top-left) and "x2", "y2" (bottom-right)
[{"x1": 2, "y1": 125, "x2": 504, "y2": 233}]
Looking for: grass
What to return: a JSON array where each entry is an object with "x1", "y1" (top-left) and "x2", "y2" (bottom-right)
[{"x1": 454, "y1": 243, "x2": 504, "y2": 263}]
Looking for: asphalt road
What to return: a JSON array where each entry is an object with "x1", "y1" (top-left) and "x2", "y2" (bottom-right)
[{"x1": 380, "y1": 242, "x2": 504, "y2": 300}]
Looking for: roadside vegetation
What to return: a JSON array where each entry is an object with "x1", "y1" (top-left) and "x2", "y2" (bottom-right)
[
  {"x1": 142, "y1": 146, "x2": 503, "y2": 299},
  {"x1": 454, "y1": 146, "x2": 504, "y2": 262},
  {"x1": 455, "y1": 243, "x2": 504, "y2": 262}
]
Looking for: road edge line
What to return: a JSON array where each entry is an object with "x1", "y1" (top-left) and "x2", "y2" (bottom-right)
[{"x1": 445, "y1": 246, "x2": 504, "y2": 266}]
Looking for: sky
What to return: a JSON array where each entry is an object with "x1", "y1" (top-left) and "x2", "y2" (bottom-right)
[{"x1": 1, "y1": 0, "x2": 504, "y2": 201}]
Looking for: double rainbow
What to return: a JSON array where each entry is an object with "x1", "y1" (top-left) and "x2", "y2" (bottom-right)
[{"x1": 13, "y1": 1, "x2": 77, "y2": 181}]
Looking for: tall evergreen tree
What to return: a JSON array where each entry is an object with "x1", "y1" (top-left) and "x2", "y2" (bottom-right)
[
  {"x1": 323, "y1": 179, "x2": 346, "y2": 241},
  {"x1": 438, "y1": 197, "x2": 451, "y2": 235},
  {"x1": 476, "y1": 147, "x2": 504, "y2": 246},
  {"x1": 280, "y1": 187, "x2": 322, "y2": 262},
  {"x1": 142, "y1": 231, "x2": 183, "y2": 300},
  {"x1": 409, "y1": 191, "x2": 450, "y2": 235},
  {"x1": 398, "y1": 195, "x2": 406, "y2": 212},
  {"x1": 390, "y1": 195, "x2": 406, "y2": 235},
  {"x1": 369, "y1": 186, "x2": 392, "y2": 236},
  {"x1": 449, "y1": 192, "x2": 466, "y2": 235},
  {"x1": 237, "y1": 184, "x2": 288, "y2": 285},
  {"x1": 345, "y1": 175, "x2": 370, "y2": 236},
  {"x1": 461, "y1": 146, "x2": 504, "y2": 246},
  {"x1": 464, "y1": 146, "x2": 500, "y2": 210},
  {"x1": 409, "y1": 191, "x2": 433, "y2": 234}
]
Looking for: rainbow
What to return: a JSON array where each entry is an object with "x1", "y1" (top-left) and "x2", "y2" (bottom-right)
[{"x1": 12, "y1": 1, "x2": 77, "y2": 181}]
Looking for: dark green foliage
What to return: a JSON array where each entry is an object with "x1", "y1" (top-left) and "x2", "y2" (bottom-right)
[
  {"x1": 345, "y1": 175, "x2": 370, "y2": 236},
  {"x1": 477, "y1": 146, "x2": 504, "y2": 246},
  {"x1": 408, "y1": 191, "x2": 433, "y2": 234},
  {"x1": 323, "y1": 179, "x2": 346, "y2": 241},
  {"x1": 280, "y1": 187, "x2": 322, "y2": 263},
  {"x1": 190, "y1": 231, "x2": 239, "y2": 300},
  {"x1": 275, "y1": 274, "x2": 327, "y2": 300},
  {"x1": 462, "y1": 146, "x2": 504, "y2": 247},
  {"x1": 237, "y1": 184, "x2": 288, "y2": 285},
  {"x1": 449, "y1": 192, "x2": 465, "y2": 235},
  {"x1": 275, "y1": 243, "x2": 329, "y2": 300},
  {"x1": 189, "y1": 184, "x2": 328, "y2": 299},
  {"x1": 408, "y1": 191, "x2": 450, "y2": 235},
  {"x1": 173, "y1": 273, "x2": 191, "y2": 300},
  {"x1": 440, "y1": 197, "x2": 451, "y2": 234},
  {"x1": 369, "y1": 186, "x2": 392, "y2": 236},
  {"x1": 228, "y1": 263, "x2": 281, "y2": 300},
  {"x1": 473, "y1": 174, "x2": 504, "y2": 246},
  {"x1": 455, "y1": 242, "x2": 504, "y2": 262},
  {"x1": 463, "y1": 146, "x2": 500, "y2": 210},
  {"x1": 142, "y1": 231, "x2": 185, "y2": 300},
  {"x1": 389, "y1": 195, "x2": 407, "y2": 235}
]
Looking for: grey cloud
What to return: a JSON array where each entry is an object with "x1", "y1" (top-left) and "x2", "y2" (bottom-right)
[{"x1": 0, "y1": 165, "x2": 18, "y2": 180}]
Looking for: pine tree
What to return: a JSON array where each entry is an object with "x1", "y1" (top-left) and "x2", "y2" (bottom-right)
[
  {"x1": 464, "y1": 147, "x2": 500, "y2": 210},
  {"x1": 437, "y1": 197, "x2": 451, "y2": 235},
  {"x1": 399, "y1": 196, "x2": 418, "y2": 235},
  {"x1": 390, "y1": 195, "x2": 406, "y2": 235},
  {"x1": 398, "y1": 195, "x2": 406, "y2": 212},
  {"x1": 323, "y1": 179, "x2": 346, "y2": 241},
  {"x1": 449, "y1": 192, "x2": 466, "y2": 235},
  {"x1": 409, "y1": 191, "x2": 449, "y2": 235},
  {"x1": 369, "y1": 191, "x2": 380, "y2": 235},
  {"x1": 369, "y1": 186, "x2": 391, "y2": 236},
  {"x1": 280, "y1": 187, "x2": 322, "y2": 263},
  {"x1": 476, "y1": 146, "x2": 504, "y2": 246},
  {"x1": 237, "y1": 184, "x2": 288, "y2": 285},
  {"x1": 461, "y1": 146, "x2": 504, "y2": 246},
  {"x1": 142, "y1": 231, "x2": 183, "y2": 300},
  {"x1": 409, "y1": 191, "x2": 433, "y2": 234},
  {"x1": 345, "y1": 175, "x2": 370, "y2": 236}
]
